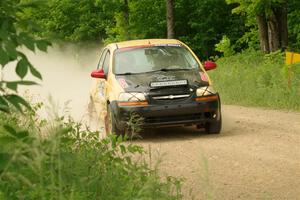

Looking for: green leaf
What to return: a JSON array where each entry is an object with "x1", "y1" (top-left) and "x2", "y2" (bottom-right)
[
  {"x1": 120, "y1": 144, "x2": 127, "y2": 154},
  {"x1": 3, "y1": 125, "x2": 17, "y2": 135},
  {"x1": 36, "y1": 40, "x2": 50, "y2": 52},
  {"x1": 2, "y1": 127, "x2": 29, "y2": 140},
  {"x1": 6, "y1": 81, "x2": 37, "y2": 92},
  {"x1": 7, "y1": 80, "x2": 37, "y2": 86},
  {"x1": 29, "y1": 64, "x2": 42, "y2": 80},
  {"x1": 0, "y1": 136, "x2": 16, "y2": 145},
  {"x1": 4, "y1": 94, "x2": 31, "y2": 113},
  {"x1": 5, "y1": 41, "x2": 18, "y2": 60},
  {"x1": 0, "y1": 104, "x2": 10, "y2": 113},
  {"x1": 0, "y1": 29, "x2": 8, "y2": 40},
  {"x1": 0, "y1": 96, "x2": 9, "y2": 107},
  {"x1": 0, "y1": 47, "x2": 9, "y2": 67},
  {"x1": 6, "y1": 82, "x2": 17, "y2": 91},
  {"x1": 0, "y1": 153, "x2": 10, "y2": 171},
  {"x1": 19, "y1": 32, "x2": 35, "y2": 51},
  {"x1": 16, "y1": 59, "x2": 29, "y2": 79},
  {"x1": 16, "y1": 131, "x2": 29, "y2": 139}
]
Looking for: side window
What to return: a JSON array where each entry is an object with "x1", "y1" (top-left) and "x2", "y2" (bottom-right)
[
  {"x1": 97, "y1": 49, "x2": 108, "y2": 69},
  {"x1": 103, "y1": 51, "x2": 110, "y2": 75}
]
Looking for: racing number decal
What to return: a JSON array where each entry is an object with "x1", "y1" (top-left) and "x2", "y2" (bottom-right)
[
  {"x1": 200, "y1": 72, "x2": 208, "y2": 82},
  {"x1": 118, "y1": 78, "x2": 129, "y2": 88}
]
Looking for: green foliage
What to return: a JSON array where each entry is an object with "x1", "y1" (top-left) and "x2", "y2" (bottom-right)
[
  {"x1": 22, "y1": 0, "x2": 119, "y2": 42},
  {"x1": 175, "y1": 0, "x2": 246, "y2": 58},
  {"x1": 104, "y1": 0, "x2": 166, "y2": 44},
  {"x1": 287, "y1": 0, "x2": 300, "y2": 51},
  {"x1": 0, "y1": 109, "x2": 182, "y2": 200},
  {"x1": 209, "y1": 50, "x2": 300, "y2": 110},
  {"x1": 0, "y1": 0, "x2": 50, "y2": 113},
  {"x1": 128, "y1": 0, "x2": 166, "y2": 39},
  {"x1": 125, "y1": 112, "x2": 145, "y2": 139},
  {"x1": 13, "y1": 0, "x2": 300, "y2": 54},
  {"x1": 215, "y1": 35, "x2": 235, "y2": 57},
  {"x1": 226, "y1": 0, "x2": 286, "y2": 16},
  {"x1": 19, "y1": 0, "x2": 247, "y2": 58}
]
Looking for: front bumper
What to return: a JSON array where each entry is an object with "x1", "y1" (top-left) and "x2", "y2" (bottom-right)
[{"x1": 110, "y1": 94, "x2": 221, "y2": 130}]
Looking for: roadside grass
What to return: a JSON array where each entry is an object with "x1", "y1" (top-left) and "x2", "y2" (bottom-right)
[
  {"x1": 209, "y1": 50, "x2": 300, "y2": 111},
  {"x1": 0, "y1": 103, "x2": 182, "y2": 200}
]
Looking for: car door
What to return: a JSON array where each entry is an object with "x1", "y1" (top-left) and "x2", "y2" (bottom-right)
[{"x1": 91, "y1": 48, "x2": 109, "y2": 115}]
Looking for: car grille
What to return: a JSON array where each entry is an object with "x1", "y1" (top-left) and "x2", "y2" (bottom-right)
[
  {"x1": 152, "y1": 94, "x2": 190, "y2": 100},
  {"x1": 149, "y1": 86, "x2": 193, "y2": 103},
  {"x1": 145, "y1": 113, "x2": 202, "y2": 123},
  {"x1": 144, "y1": 112, "x2": 215, "y2": 124}
]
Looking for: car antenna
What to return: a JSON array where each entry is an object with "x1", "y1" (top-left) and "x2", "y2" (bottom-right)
[{"x1": 116, "y1": 43, "x2": 119, "y2": 49}]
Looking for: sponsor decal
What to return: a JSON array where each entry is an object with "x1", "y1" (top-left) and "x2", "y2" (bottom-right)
[
  {"x1": 151, "y1": 74, "x2": 176, "y2": 81},
  {"x1": 150, "y1": 80, "x2": 188, "y2": 87},
  {"x1": 200, "y1": 72, "x2": 208, "y2": 82},
  {"x1": 154, "y1": 44, "x2": 181, "y2": 47},
  {"x1": 118, "y1": 78, "x2": 129, "y2": 88},
  {"x1": 98, "y1": 82, "x2": 105, "y2": 98}
]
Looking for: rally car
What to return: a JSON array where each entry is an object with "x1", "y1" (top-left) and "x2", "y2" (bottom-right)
[{"x1": 89, "y1": 39, "x2": 221, "y2": 135}]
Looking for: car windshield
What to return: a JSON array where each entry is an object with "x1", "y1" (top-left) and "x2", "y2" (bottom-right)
[{"x1": 114, "y1": 45, "x2": 200, "y2": 75}]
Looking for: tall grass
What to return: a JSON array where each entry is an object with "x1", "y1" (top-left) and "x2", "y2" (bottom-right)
[
  {"x1": 209, "y1": 50, "x2": 300, "y2": 111},
  {"x1": 0, "y1": 104, "x2": 182, "y2": 200}
]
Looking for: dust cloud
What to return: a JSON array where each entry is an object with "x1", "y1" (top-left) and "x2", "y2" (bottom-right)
[{"x1": 2, "y1": 42, "x2": 102, "y2": 122}]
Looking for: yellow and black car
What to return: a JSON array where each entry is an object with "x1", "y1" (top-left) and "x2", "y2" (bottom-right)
[{"x1": 90, "y1": 39, "x2": 221, "y2": 135}]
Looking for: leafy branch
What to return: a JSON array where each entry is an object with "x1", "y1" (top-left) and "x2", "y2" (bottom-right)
[{"x1": 0, "y1": 0, "x2": 51, "y2": 113}]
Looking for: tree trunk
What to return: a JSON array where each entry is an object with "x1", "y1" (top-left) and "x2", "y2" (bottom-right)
[
  {"x1": 123, "y1": 0, "x2": 129, "y2": 40},
  {"x1": 256, "y1": 15, "x2": 270, "y2": 53},
  {"x1": 166, "y1": 0, "x2": 175, "y2": 39},
  {"x1": 267, "y1": 10, "x2": 280, "y2": 52},
  {"x1": 275, "y1": 1, "x2": 288, "y2": 50}
]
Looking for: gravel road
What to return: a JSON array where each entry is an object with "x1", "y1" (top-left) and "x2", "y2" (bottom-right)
[{"x1": 134, "y1": 105, "x2": 300, "y2": 200}]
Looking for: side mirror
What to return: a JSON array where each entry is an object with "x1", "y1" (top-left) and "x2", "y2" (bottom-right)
[
  {"x1": 91, "y1": 69, "x2": 106, "y2": 79},
  {"x1": 204, "y1": 61, "x2": 217, "y2": 71}
]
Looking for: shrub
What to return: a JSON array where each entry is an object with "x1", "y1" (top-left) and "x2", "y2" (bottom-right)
[{"x1": 0, "y1": 109, "x2": 182, "y2": 200}]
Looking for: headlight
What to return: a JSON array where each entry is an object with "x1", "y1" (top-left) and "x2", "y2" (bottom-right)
[
  {"x1": 118, "y1": 92, "x2": 146, "y2": 102},
  {"x1": 196, "y1": 86, "x2": 216, "y2": 96}
]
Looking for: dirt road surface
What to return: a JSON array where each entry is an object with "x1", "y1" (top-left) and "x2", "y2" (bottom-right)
[{"x1": 134, "y1": 105, "x2": 300, "y2": 200}]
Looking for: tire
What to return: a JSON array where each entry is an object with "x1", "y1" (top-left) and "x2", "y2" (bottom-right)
[
  {"x1": 205, "y1": 115, "x2": 222, "y2": 134},
  {"x1": 105, "y1": 105, "x2": 123, "y2": 136}
]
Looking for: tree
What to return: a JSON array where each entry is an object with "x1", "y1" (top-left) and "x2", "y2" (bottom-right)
[
  {"x1": 22, "y1": 0, "x2": 119, "y2": 42},
  {"x1": 123, "y1": 0, "x2": 130, "y2": 39},
  {"x1": 286, "y1": 0, "x2": 300, "y2": 51},
  {"x1": 174, "y1": 0, "x2": 245, "y2": 58},
  {"x1": 166, "y1": 0, "x2": 175, "y2": 38},
  {"x1": 227, "y1": 0, "x2": 288, "y2": 53}
]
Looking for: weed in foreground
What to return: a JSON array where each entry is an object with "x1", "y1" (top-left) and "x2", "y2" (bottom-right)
[{"x1": 0, "y1": 107, "x2": 182, "y2": 200}]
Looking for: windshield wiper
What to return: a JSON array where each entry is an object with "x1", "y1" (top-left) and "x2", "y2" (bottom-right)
[
  {"x1": 146, "y1": 68, "x2": 192, "y2": 73},
  {"x1": 116, "y1": 68, "x2": 192, "y2": 75},
  {"x1": 116, "y1": 72, "x2": 138, "y2": 75}
]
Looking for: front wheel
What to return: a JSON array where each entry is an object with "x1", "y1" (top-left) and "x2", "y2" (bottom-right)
[
  {"x1": 205, "y1": 116, "x2": 222, "y2": 134},
  {"x1": 105, "y1": 105, "x2": 123, "y2": 136}
]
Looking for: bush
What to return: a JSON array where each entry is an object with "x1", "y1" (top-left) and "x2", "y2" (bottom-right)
[
  {"x1": 0, "y1": 107, "x2": 182, "y2": 200},
  {"x1": 215, "y1": 35, "x2": 235, "y2": 57},
  {"x1": 209, "y1": 50, "x2": 300, "y2": 111}
]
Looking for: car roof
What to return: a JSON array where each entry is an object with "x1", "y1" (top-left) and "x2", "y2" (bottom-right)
[{"x1": 109, "y1": 39, "x2": 182, "y2": 49}]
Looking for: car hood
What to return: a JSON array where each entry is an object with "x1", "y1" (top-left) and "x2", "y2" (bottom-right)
[{"x1": 115, "y1": 69, "x2": 209, "y2": 92}]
